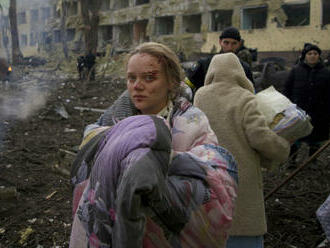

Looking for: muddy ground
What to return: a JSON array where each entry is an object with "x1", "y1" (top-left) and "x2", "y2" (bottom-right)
[{"x1": 0, "y1": 68, "x2": 329, "y2": 248}]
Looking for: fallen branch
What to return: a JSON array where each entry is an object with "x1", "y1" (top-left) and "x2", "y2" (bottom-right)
[
  {"x1": 45, "y1": 191, "x2": 57, "y2": 200},
  {"x1": 265, "y1": 139, "x2": 330, "y2": 201},
  {"x1": 74, "y1": 106, "x2": 106, "y2": 113},
  {"x1": 59, "y1": 148, "x2": 77, "y2": 156}
]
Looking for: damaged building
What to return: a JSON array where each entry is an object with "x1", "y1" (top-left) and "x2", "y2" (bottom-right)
[
  {"x1": 0, "y1": 0, "x2": 330, "y2": 64},
  {"x1": 0, "y1": 0, "x2": 57, "y2": 58}
]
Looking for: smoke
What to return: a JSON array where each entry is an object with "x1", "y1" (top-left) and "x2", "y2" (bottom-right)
[{"x1": 0, "y1": 85, "x2": 48, "y2": 120}]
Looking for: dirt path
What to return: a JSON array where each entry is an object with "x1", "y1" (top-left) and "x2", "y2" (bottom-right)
[{"x1": 0, "y1": 72, "x2": 329, "y2": 247}]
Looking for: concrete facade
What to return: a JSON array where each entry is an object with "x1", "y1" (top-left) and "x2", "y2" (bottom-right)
[
  {"x1": 0, "y1": 0, "x2": 58, "y2": 58},
  {"x1": 1, "y1": 0, "x2": 330, "y2": 62}
]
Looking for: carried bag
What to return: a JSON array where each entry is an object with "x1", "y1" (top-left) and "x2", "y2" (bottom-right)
[
  {"x1": 270, "y1": 104, "x2": 313, "y2": 143},
  {"x1": 256, "y1": 86, "x2": 313, "y2": 143},
  {"x1": 256, "y1": 86, "x2": 292, "y2": 125}
]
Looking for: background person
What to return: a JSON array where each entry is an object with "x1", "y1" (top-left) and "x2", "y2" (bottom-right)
[
  {"x1": 185, "y1": 26, "x2": 254, "y2": 92},
  {"x1": 194, "y1": 53, "x2": 290, "y2": 248},
  {"x1": 284, "y1": 43, "x2": 330, "y2": 160},
  {"x1": 70, "y1": 42, "x2": 238, "y2": 248}
]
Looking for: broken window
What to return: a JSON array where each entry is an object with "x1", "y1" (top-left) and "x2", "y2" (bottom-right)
[
  {"x1": 53, "y1": 5, "x2": 60, "y2": 18},
  {"x1": 65, "y1": 2, "x2": 78, "y2": 16},
  {"x1": 282, "y1": 0, "x2": 310, "y2": 26},
  {"x1": 30, "y1": 9, "x2": 39, "y2": 23},
  {"x1": 135, "y1": 0, "x2": 149, "y2": 5},
  {"x1": 182, "y1": 14, "x2": 201, "y2": 33},
  {"x1": 101, "y1": 0, "x2": 110, "y2": 10},
  {"x1": 54, "y1": 30, "x2": 61, "y2": 43},
  {"x1": 41, "y1": 32, "x2": 48, "y2": 44},
  {"x1": 29, "y1": 32, "x2": 38, "y2": 46},
  {"x1": 114, "y1": 0, "x2": 129, "y2": 9},
  {"x1": 155, "y1": 16, "x2": 174, "y2": 35},
  {"x1": 41, "y1": 7, "x2": 51, "y2": 21},
  {"x1": 211, "y1": 10, "x2": 233, "y2": 31},
  {"x1": 3, "y1": 16, "x2": 9, "y2": 27},
  {"x1": 115, "y1": 24, "x2": 133, "y2": 47},
  {"x1": 20, "y1": 34, "x2": 28, "y2": 47},
  {"x1": 18, "y1": 12, "x2": 27, "y2": 25},
  {"x1": 100, "y1": 25, "x2": 113, "y2": 43},
  {"x1": 133, "y1": 20, "x2": 148, "y2": 43},
  {"x1": 241, "y1": 6, "x2": 267, "y2": 29},
  {"x1": 66, "y1": 29, "x2": 75, "y2": 41},
  {"x1": 322, "y1": 0, "x2": 330, "y2": 26}
]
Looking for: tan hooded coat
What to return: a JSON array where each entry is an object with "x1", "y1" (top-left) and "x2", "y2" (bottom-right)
[{"x1": 194, "y1": 53, "x2": 290, "y2": 236}]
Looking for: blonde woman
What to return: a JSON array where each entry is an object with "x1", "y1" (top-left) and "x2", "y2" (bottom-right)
[{"x1": 70, "y1": 42, "x2": 238, "y2": 248}]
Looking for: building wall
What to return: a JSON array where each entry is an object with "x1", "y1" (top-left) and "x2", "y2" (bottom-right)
[
  {"x1": 0, "y1": 0, "x2": 57, "y2": 58},
  {"x1": 98, "y1": 0, "x2": 330, "y2": 61},
  {"x1": 16, "y1": 0, "x2": 57, "y2": 56},
  {"x1": 202, "y1": 0, "x2": 329, "y2": 54}
]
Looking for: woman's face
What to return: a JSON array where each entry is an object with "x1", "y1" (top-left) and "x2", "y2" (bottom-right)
[
  {"x1": 305, "y1": 50, "x2": 320, "y2": 66},
  {"x1": 127, "y1": 53, "x2": 173, "y2": 115}
]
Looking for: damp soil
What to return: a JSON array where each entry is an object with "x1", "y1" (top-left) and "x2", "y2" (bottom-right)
[{"x1": 0, "y1": 73, "x2": 329, "y2": 248}]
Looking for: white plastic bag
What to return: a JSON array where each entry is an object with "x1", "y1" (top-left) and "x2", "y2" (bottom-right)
[
  {"x1": 256, "y1": 86, "x2": 313, "y2": 143},
  {"x1": 256, "y1": 86, "x2": 292, "y2": 125}
]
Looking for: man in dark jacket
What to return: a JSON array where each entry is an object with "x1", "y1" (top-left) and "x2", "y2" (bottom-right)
[
  {"x1": 185, "y1": 26, "x2": 255, "y2": 92},
  {"x1": 284, "y1": 43, "x2": 330, "y2": 157}
]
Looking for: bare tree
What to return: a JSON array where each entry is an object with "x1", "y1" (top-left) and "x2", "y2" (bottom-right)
[
  {"x1": 57, "y1": 0, "x2": 69, "y2": 58},
  {"x1": 9, "y1": 0, "x2": 23, "y2": 64},
  {"x1": 79, "y1": 0, "x2": 102, "y2": 55}
]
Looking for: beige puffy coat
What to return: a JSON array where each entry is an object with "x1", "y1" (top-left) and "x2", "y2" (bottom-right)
[{"x1": 194, "y1": 53, "x2": 290, "y2": 236}]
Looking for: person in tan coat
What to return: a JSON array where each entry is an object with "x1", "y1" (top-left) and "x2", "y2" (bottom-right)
[{"x1": 194, "y1": 53, "x2": 290, "y2": 248}]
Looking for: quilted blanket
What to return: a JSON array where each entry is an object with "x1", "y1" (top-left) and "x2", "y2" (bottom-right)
[{"x1": 70, "y1": 114, "x2": 237, "y2": 248}]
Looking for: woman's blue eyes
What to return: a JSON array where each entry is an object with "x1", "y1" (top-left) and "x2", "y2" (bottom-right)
[
  {"x1": 128, "y1": 75, "x2": 155, "y2": 83},
  {"x1": 145, "y1": 75, "x2": 155, "y2": 81}
]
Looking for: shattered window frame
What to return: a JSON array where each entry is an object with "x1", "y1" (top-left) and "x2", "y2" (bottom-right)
[
  {"x1": 322, "y1": 0, "x2": 330, "y2": 26},
  {"x1": 210, "y1": 9, "x2": 233, "y2": 32},
  {"x1": 29, "y1": 32, "x2": 39, "y2": 47},
  {"x1": 135, "y1": 0, "x2": 150, "y2": 5},
  {"x1": 241, "y1": 5, "x2": 268, "y2": 30},
  {"x1": 182, "y1": 14, "x2": 201, "y2": 33},
  {"x1": 41, "y1": 7, "x2": 52, "y2": 22},
  {"x1": 53, "y1": 5, "x2": 60, "y2": 18},
  {"x1": 18, "y1": 12, "x2": 27, "y2": 25},
  {"x1": 282, "y1": 1, "x2": 310, "y2": 27},
  {"x1": 30, "y1": 9, "x2": 39, "y2": 23},
  {"x1": 54, "y1": 30, "x2": 61, "y2": 43},
  {"x1": 99, "y1": 25, "x2": 113, "y2": 44},
  {"x1": 66, "y1": 29, "x2": 76, "y2": 42},
  {"x1": 116, "y1": 23, "x2": 134, "y2": 48},
  {"x1": 133, "y1": 20, "x2": 149, "y2": 43},
  {"x1": 101, "y1": 0, "x2": 111, "y2": 10},
  {"x1": 66, "y1": 2, "x2": 78, "y2": 16},
  {"x1": 114, "y1": 0, "x2": 129, "y2": 9},
  {"x1": 154, "y1": 16, "x2": 174, "y2": 36},
  {"x1": 41, "y1": 32, "x2": 48, "y2": 44},
  {"x1": 20, "y1": 34, "x2": 28, "y2": 47}
]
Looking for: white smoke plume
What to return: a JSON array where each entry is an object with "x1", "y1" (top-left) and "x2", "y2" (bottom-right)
[{"x1": 0, "y1": 85, "x2": 48, "y2": 120}]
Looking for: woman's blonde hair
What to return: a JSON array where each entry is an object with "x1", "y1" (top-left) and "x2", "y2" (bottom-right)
[{"x1": 126, "y1": 42, "x2": 184, "y2": 99}]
